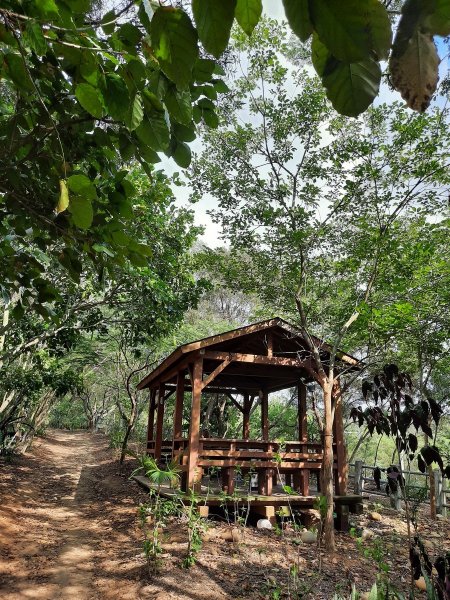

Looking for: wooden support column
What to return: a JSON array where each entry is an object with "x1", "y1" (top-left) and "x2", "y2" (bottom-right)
[
  {"x1": 333, "y1": 378, "x2": 348, "y2": 495},
  {"x1": 242, "y1": 393, "x2": 251, "y2": 439},
  {"x1": 298, "y1": 381, "x2": 308, "y2": 442},
  {"x1": 186, "y1": 358, "x2": 203, "y2": 491},
  {"x1": 173, "y1": 371, "x2": 185, "y2": 440},
  {"x1": 295, "y1": 380, "x2": 310, "y2": 495},
  {"x1": 147, "y1": 389, "x2": 156, "y2": 446},
  {"x1": 260, "y1": 389, "x2": 269, "y2": 441},
  {"x1": 154, "y1": 383, "x2": 165, "y2": 463}
]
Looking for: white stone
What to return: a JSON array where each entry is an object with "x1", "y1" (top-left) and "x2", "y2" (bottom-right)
[{"x1": 257, "y1": 519, "x2": 273, "y2": 530}]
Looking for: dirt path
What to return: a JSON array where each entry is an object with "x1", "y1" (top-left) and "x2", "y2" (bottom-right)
[{"x1": 0, "y1": 430, "x2": 149, "y2": 600}]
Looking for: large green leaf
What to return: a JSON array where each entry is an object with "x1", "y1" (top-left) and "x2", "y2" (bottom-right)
[
  {"x1": 136, "y1": 111, "x2": 170, "y2": 151},
  {"x1": 164, "y1": 86, "x2": 192, "y2": 125},
  {"x1": 104, "y1": 73, "x2": 130, "y2": 121},
  {"x1": 390, "y1": 29, "x2": 439, "y2": 112},
  {"x1": 67, "y1": 174, "x2": 97, "y2": 199},
  {"x1": 75, "y1": 83, "x2": 105, "y2": 118},
  {"x1": 127, "y1": 94, "x2": 144, "y2": 131},
  {"x1": 282, "y1": 0, "x2": 313, "y2": 42},
  {"x1": 312, "y1": 35, "x2": 381, "y2": 117},
  {"x1": 192, "y1": 0, "x2": 237, "y2": 58},
  {"x1": 101, "y1": 9, "x2": 116, "y2": 35},
  {"x1": 4, "y1": 53, "x2": 34, "y2": 92},
  {"x1": 151, "y1": 7, "x2": 198, "y2": 89},
  {"x1": 235, "y1": 0, "x2": 262, "y2": 36},
  {"x1": 69, "y1": 196, "x2": 93, "y2": 229},
  {"x1": 172, "y1": 140, "x2": 192, "y2": 168},
  {"x1": 424, "y1": 0, "x2": 450, "y2": 36},
  {"x1": 310, "y1": 0, "x2": 392, "y2": 62},
  {"x1": 25, "y1": 21, "x2": 47, "y2": 55}
]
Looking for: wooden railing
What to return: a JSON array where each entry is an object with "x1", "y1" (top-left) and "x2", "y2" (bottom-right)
[
  {"x1": 146, "y1": 438, "x2": 340, "y2": 495},
  {"x1": 147, "y1": 438, "x2": 337, "y2": 471}
]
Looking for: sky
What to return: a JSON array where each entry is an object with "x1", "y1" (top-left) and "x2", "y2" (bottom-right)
[{"x1": 159, "y1": 2, "x2": 449, "y2": 249}]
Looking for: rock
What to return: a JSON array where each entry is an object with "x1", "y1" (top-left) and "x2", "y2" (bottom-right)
[
  {"x1": 257, "y1": 519, "x2": 273, "y2": 530},
  {"x1": 436, "y1": 514, "x2": 445, "y2": 519},
  {"x1": 220, "y1": 527, "x2": 242, "y2": 542},
  {"x1": 415, "y1": 577, "x2": 427, "y2": 591},
  {"x1": 360, "y1": 593, "x2": 370, "y2": 600},
  {"x1": 301, "y1": 530, "x2": 317, "y2": 544},
  {"x1": 369, "y1": 512, "x2": 382, "y2": 521},
  {"x1": 361, "y1": 528, "x2": 374, "y2": 541}
]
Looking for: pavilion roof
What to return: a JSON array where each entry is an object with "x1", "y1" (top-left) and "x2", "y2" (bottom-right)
[{"x1": 137, "y1": 317, "x2": 360, "y2": 393}]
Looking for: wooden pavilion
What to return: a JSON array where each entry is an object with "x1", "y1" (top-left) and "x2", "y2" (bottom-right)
[{"x1": 136, "y1": 318, "x2": 362, "y2": 528}]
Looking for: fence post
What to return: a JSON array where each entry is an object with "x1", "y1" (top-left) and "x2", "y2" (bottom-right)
[
  {"x1": 355, "y1": 460, "x2": 363, "y2": 495},
  {"x1": 434, "y1": 469, "x2": 443, "y2": 515},
  {"x1": 442, "y1": 476, "x2": 448, "y2": 518}
]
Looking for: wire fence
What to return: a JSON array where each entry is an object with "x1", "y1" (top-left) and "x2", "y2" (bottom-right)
[{"x1": 349, "y1": 461, "x2": 448, "y2": 515}]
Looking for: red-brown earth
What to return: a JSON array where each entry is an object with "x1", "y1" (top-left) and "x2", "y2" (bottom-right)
[{"x1": 0, "y1": 430, "x2": 448, "y2": 599}]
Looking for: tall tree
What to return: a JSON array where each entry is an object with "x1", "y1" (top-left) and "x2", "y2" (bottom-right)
[{"x1": 190, "y1": 21, "x2": 450, "y2": 550}]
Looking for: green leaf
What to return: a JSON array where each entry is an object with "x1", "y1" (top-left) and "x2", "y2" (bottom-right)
[
  {"x1": 35, "y1": 0, "x2": 59, "y2": 18},
  {"x1": 79, "y1": 52, "x2": 98, "y2": 85},
  {"x1": 312, "y1": 35, "x2": 381, "y2": 117},
  {"x1": 57, "y1": 180, "x2": 70, "y2": 214},
  {"x1": 92, "y1": 243, "x2": 115, "y2": 257},
  {"x1": 173, "y1": 122, "x2": 197, "y2": 142},
  {"x1": 127, "y1": 94, "x2": 144, "y2": 131},
  {"x1": 69, "y1": 196, "x2": 93, "y2": 229},
  {"x1": 282, "y1": 0, "x2": 313, "y2": 42},
  {"x1": 310, "y1": 0, "x2": 392, "y2": 62},
  {"x1": 192, "y1": 58, "x2": 216, "y2": 82},
  {"x1": 67, "y1": 174, "x2": 97, "y2": 199},
  {"x1": 101, "y1": 10, "x2": 116, "y2": 35},
  {"x1": 0, "y1": 24, "x2": 16, "y2": 46},
  {"x1": 172, "y1": 140, "x2": 192, "y2": 168},
  {"x1": 235, "y1": 0, "x2": 262, "y2": 36},
  {"x1": 151, "y1": 7, "x2": 199, "y2": 89},
  {"x1": 212, "y1": 79, "x2": 230, "y2": 93},
  {"x1": 136, "y1": 112, "x2": 170, "y2": 151},
  {"x1": 25, "y1": 21, "x2": 47, "y2": 55},
  {"x1": 75, "y1": 83, "x2": 105, "y2": 118},
  {"x1": 4, "y1": 53, "x2": 34, "y2": 92},
  {"x1": 425, "y1": 0, "x2": 450, "y2": 36},
  {"x1": 192, "y1": 0, "x2": 237, "y2": 58},
  {"x1": 164, "y1": 86, "x2": 192, "y2": 125},
  {"x1": 390, "y1": 29, "x2": 439, "y2": 112},
  {"x1": 104, "y1": 73, "x2": 130, "y2": 121},
  {"x1": 117, "y1": 23, "x2": 142, "y2": 47}
]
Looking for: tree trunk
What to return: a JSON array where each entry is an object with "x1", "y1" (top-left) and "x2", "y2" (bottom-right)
[
  {"x1": 322, "y1": 379, "x2": 335, "y2": 552},
  {"x1": 119, "y1": 423, "x2": 133, "y2": 464}
]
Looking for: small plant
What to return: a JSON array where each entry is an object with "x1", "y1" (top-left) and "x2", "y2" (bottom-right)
[
  {"x1": 131, "y1": 454, "x2": 181, "y2": 575},
  {"x1": 182, "y1": 491, "x2": 206, "y2": 568}
]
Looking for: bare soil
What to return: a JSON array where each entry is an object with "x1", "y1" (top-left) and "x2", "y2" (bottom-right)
[{"x1": 0, "y1": 430, "x2": 448, "y2": 599}]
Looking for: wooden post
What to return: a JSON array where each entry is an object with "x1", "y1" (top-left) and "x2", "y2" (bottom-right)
[
  {"x1": 267, "y1": 332, "x2": 273, "y2": 357},
  {"x1": 258, "y1": 468, "x2": 273, "y2": 496},
  {"x1": 333, "y1": 379, "x2": 348, "y2": 495},
  {"x1": 147, "y1": 389, "x2": 156, "y2": 446},
  {"x1": 186, "y1": 358, "x2": 203, "y2": 491},
  {"x1": 173, "y1": 371, "x2": 185, "y2": 440},
  {"x1": 154, "y1": 383, "x2": 165, "y2": 463},
  {"x1": 354, "y1": 460, "x2": 363, "y2": 495},
  {"x1": 434, "y1": 469, "x2": 446, "y2": 516},
  {"x1": 293, "y1": 381, "x2": 309, "y2": 495},
  {"x1": 243, "y1": 393, "x2": 251, "y2": 439},
  {"x1": 298, "y1": 381, "x2": 308, "y2": 442},
  {"x1": 260, "y1": 389, "x2": 269, "y2": 441}
]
